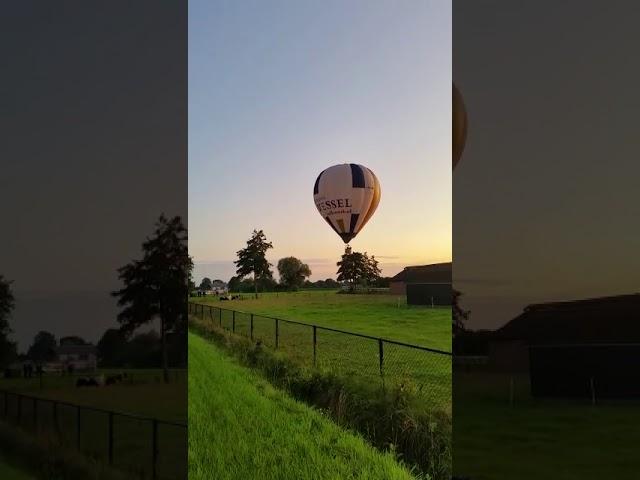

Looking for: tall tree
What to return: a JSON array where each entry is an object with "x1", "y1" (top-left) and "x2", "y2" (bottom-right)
[
  {"x1": 336, "y1": 251, "x2": 381, "y2": 291},
  {"x1": 277, "y1": 257, "x2": 312, "y2": 290},
  {"x1": 199, "y1": 277, "x2": 213, "y2": 291},
  {"x1": 111, "y1": 214, "x2": 192, "y2": 383},
  {"x1": 0, "y1": 276, "x2": 17, "y2": 368},
  {"x1": 28, "y1": 331, "x2": 57, "y2": 365},
  {"x1": 234, "y1": 229, "x2": 273, "y2": 298},
  {"x1": 364, "y1": 254, "x2": 382, "y2": 285},
  {"x1": 452, "y1": 289, "x2": 469, "y2": 335},
  {"x1": 97, "y1": 329, "x2": 128, "y2": 367},
  {"x1": 59, "y1": 335, "x2": 87, "y2": 346}
]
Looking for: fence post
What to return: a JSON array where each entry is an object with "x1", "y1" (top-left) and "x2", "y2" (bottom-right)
[
  {"x1": 76, "y1": 405, "x2": 81, "y2": 451},
  {"x1": 219, "y1": 308, "x2": 222, "y2": 327},
  {"x1": 232, "y1": 310, "x2": 236, "y2": 333},
  {"x1": 250, "y1": 314, "x2": 254, "y2": 340},
  {"x1": 209, "y1": 305, "x2": 213, "y2": 322},
  {"x1": 17, "y1": 395, "x2": 21, "y2": 424},
  {"x1": 108, "y1": 412, "x2": 114, "y2": 465},
  {"x1": 152, "y1": 419, "x2": 158, "y2": 480},
  {"x1": 33, "y1": 398, "x2": 37, "y2": 431},
  {"x1": 313, "y1": 326, "x2": 317, "y2": 367},
  {"x1": 275, "y1": 318, "x2": 279, "y2": 349},
  {"x1": 4, "y1": 391, "x2": 7, "y2": 419},
  {"x1": 378, "y1": 339, "x2": 384, "y2": 378}
]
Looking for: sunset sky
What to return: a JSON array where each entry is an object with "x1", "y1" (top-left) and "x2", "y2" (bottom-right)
[{"x1": 189, "y1": 0, "x2": 452, "y2": 283}]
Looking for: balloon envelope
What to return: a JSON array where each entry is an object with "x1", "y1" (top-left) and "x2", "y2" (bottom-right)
[
  {"x1": 453, "y1": 83, "x2": 468, "y2": 169},
  {"x1": 313, "y1": 164, "x2": 381, "y2": 244}
]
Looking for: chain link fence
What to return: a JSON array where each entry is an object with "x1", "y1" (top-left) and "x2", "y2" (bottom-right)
[
  {"x1": 0, "y1": 390, "x2": 187, "y2": 480},
  {"x1": 189, "y1": 302, "x2": 451, "y2": 407}
]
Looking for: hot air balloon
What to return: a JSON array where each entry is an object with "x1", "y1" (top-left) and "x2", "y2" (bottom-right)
[
  {"x1": 453, "y1": 82, "x2": 468, "y2": 169},
  {"x1": 313, "y1": 164, "x2": 381, "y2": 244}
]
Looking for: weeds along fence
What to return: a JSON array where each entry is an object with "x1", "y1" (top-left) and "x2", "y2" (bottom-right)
[
  {"x1": 0, "y1": 389, "x2": 186, "y2": 480},
  {"x1": 189, "y1": 302, "x2": 452, "y2": 407}
]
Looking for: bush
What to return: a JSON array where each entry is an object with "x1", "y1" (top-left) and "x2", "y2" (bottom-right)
[{"x1": 189, "y1": 316, "x2": 451, "y2": 480}]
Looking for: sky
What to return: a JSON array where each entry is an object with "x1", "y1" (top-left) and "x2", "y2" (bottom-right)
[
  {"x1": 189, "y1": 0, "x2": 452, "y2": 283},
  {"x1": 453, "y1": 1, "x2": 640, "y2": 330},
  {"x1": 0, "y1": 1, "x2": 187, "y2": 350}
]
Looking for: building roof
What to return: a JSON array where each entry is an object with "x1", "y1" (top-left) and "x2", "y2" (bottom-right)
[
  {"x1": 390, "y1": 263, "x2": 452, "y2": 284},
  {"x1": 56, "y1": 344, "x2": 97, "y2": 355},
  {"x1": 494, "y1": 294, "x2": 640, "y2": 344}
]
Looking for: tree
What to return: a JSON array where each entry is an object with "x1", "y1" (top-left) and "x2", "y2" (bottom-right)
[
  {"x1": 59, "y1": 336, "x2": 87, "y2": 346},
  {"x1": 277, "y1": 257, "x2": 312, "y2": 290},
  {"x1": 336, "y1": 251, "x2": 381, "y2": 291},
  {"x1": 228, "y1": 276, "x2": 241, "y2": 293},
  {"x1": 364, "y1": 254, "x2": 382, "y2": 285},
  {"x1": 453, "y1": 289, "x2": 469, "y2": 336},
  {"x1": 28, "y1": 331, "x2": 57, "y2": 365},
  {"x1": 234, "y1": 229, "x2": 273, "y2": 298},
  {"x1": 0, "y1": 276, "x2": 17, "y2": 368},
  {"x1": 111, "y1": 214, "x2": 192, "y2": 383},
  {"x1": 199, "y1": 277, "x2": 213, "y2": 291},
  {"x1": 97, "y1": 329, "x2": 128, "y2": 367}
]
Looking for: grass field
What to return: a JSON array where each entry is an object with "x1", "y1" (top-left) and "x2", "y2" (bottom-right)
[
  {"x1": 0, "y1": 369, "x2": 187, "y2": 480},
  {"x1": 0, "y1": 369, "x2": 186, "y2": 422},
  {"x1": 190, "y1": 291, "x2": 451, "y2": 408},
  {"x1": 0, "y1": 458, "x2": 32, "y2": 480},
  {"x1": 189, "y1": 332, "x2": 417, "y2": 480},
  {"x1": 454, "y1": 372, "x2": 640, "y2": 479},
  {"x1": 192, "y1": 291, "x2": 451, "y2": 350}
]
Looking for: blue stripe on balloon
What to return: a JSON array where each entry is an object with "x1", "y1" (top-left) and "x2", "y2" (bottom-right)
[
  {"x1": 350, "y1": 164, "x2": 365, "y2": 188},
  {"x1": 349, "y1": 213, "x2": 359, "y2": 233}
]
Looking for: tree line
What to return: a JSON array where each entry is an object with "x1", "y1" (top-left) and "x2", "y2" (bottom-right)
[
  {"x1": 1, "y1": 214, "x2": 190, "y2": 382},
  {"x1": 192, "y1": 229, "x2": 389, "y2": 295}
]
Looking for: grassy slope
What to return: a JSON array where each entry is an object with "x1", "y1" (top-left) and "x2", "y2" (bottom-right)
[
  {"x1": 0, "y1": 459, "x2": 33, "y2": 480},
  {"x1": 188, "y1": 332, "x2": 416, "y2": 480},
  {"x1": 454, "y1": 373, "x2": 640, "y2": 480},
  {"x1": 192, "y1": 291, "x2": 451, "y2": 351}
]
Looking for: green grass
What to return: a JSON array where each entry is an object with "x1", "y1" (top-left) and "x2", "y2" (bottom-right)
[
  {"x1": 192, "y1": 291, "x2": 451, "y2": 351},
  {"x1": 0, "y1": 370, "x2": 186, "y2": 479},
  {"x1": 0, "y1": 458, "x2": 33, "y2": 480},
  {"x1": 454, "y1": 372, "x2": 640, "y2": 480},
  {"x1": 0, "y1": 370, "x2": 186, "y2": 422},
  {"x1": 188, "y1": 332, "x2": 418, "y2": 480},
  {"x1": 191, "y1": 292, "x2": 451, "y2": 408}
]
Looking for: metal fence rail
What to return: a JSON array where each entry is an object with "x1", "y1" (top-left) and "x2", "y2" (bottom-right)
[
  {"x1": 189, "y1": 302, "x2": 452, "y2": 406},
  {"x1": 0, "y1": 389, "x2": 187, "y2": 480}
]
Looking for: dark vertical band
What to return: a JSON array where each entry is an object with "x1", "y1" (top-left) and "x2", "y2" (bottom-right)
[
  {"x1": 313, "y1": 171, "x2": 323, "y2": 195},
  {"x1": 350, "y1": 163, "x2": 365, "y2": 188},
  {"x1": 349, "y1": 213, "x2": 359, "y2": 233}
]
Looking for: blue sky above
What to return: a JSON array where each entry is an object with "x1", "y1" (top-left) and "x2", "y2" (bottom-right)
[{"x1": 189, "y1": 0, "x2": 451, "y2": 282}]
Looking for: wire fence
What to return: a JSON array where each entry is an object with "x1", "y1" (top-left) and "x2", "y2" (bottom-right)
[
  {"x1": 0, "y1": 389, "x2": 187, "y2": 480},
  {"x1": 189, "y1": 302, "x2": 451, "y2": 407}
]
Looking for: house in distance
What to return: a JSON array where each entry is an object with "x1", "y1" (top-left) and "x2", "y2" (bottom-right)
[
  {"x1": 390, "y1": 262, "x2": 452, "y2": 305},
  {"x1": 490, "y1": 294, "x2": 640, "y2": 398}
]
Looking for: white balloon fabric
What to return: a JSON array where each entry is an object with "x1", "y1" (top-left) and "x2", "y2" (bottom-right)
[{"x1": 313, "y1": 164, "x2": 381, "y2": 244}]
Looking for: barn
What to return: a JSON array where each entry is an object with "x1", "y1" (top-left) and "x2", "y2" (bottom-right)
[
  {"x1": 490, "y1": 294, "x2": 640, "y2": 398},
  {"x1": 389, "y1": 263, "x2": 452, "y2": 305}
]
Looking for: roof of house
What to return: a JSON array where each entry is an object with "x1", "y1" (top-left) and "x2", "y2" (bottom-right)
[
  {"x1": 56, "y1": 344, "x2": 97, "y2": 355},
  {"x1": 390, "y1": 263, "x2": 452, "y2": 284},
  {"x1": 494, "y1": 294, "x2": 640, "y2": 344}
]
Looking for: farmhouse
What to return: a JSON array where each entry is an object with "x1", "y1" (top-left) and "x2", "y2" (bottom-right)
[
  {"x1": 389, "y1": 262, "x2": 452, "y2": 305},
  {"x1": 490, "y1": 294, "x2": 640, "y2": 397},
  {"x1": 55, "y1": 343, "x2": 98, "y2": 373}
]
